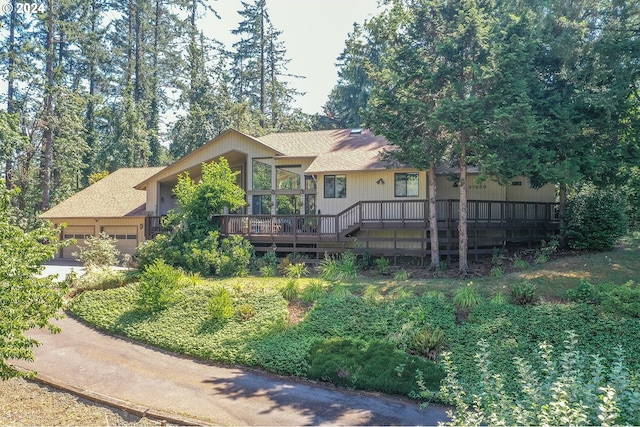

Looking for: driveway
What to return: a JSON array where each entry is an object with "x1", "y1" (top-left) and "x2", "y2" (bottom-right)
[{"x1": 20, "y1": 261, "x2": 451, "y2": 425}]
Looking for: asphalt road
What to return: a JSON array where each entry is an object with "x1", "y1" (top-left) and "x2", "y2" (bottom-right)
[{"x1": 16, "y1": 263, "x2": 451, "y2": 425}]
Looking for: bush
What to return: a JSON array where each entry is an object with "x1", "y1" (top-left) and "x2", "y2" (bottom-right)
[
  {"x1": 208, "y1": 287, "x2": 234, "y2": 320},
  {"x1": 136, "y1": 231, "x2": 253, "y2": 277},
  {"x1": 73, "y1": 266, "x2": 139, "y2": 293},
  {"x1": 307, "y1": 338, "x2": 444, "y2": 396},
  {"x1": 563, "y1": 186, "x2": 628, "y2": 251},
  {"x1": 453, "y1": 282, "x2": 482, "y2": 310},
  {"x1": 568, "y1": 280, "x2": 640, "y2": 318},
  {"x1": 73, "y1": 232, "x2": 120, "y2": 267},
  {"x1": 301, "y1": 280, "x2": 325, "y2": 303},
  {"x1": 285, "y1": 262, "x2": 308, "y2": 279},
  {"x1": 319, "y1": 252, "x2": 358, "y2": 281},
  {"x1": 279, "y1": 279, "x2": 299, "y2": 301},
  {"x1": 137, "y1": 260, "x2": 183, "y2": 311},
  {"x1": 510, "y1": 281, "x2": 537, "y2": 305},
  {"x1": 436, "y1": 332, "x2": 640, "y2": 426},
  {"x1": 375, "y1": 257, "x2": 390, "y2": 275}
]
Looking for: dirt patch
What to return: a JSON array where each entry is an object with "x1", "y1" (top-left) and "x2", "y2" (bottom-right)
[{"x1": 0, "y1": 377, "x2": 163, "y2": 426}]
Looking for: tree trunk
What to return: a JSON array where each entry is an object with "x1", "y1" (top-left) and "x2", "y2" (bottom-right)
[
  {"x1": 458, "y1": 138, "x2": 469, "y2": 275},
  {"x1": 558, "y1": 181, "x2": 567, "y2": 247},
  {"x1": 41, "y1": 0, "x2": 56, "y2": 210},
  {"x1": 428, "y1": 164, "x2": 440, "y2": 270}
]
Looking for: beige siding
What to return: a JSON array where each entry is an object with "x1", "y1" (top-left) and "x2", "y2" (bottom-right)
[
  {"x1": 506, "y1": 178, "x2": 556, "y2": 202},
  {"x1": 317, "y1": 170, "x2": 427, "y2": 215},
  {"x1": 146, "y1": 132, "x2": 276, "y2": 214},
  {"x1": 435, "y1": 174, "x2": 507, "y2": 201}
]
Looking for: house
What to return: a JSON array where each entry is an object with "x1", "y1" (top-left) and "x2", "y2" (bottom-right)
[
  {"x1": 42, "y1": 128, "x2": 558, "y2": 261},
  {"x1": 40, "y1": 167, "x2": 164, "y2": 259}
]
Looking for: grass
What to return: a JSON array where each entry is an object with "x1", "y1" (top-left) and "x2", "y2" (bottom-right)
[{"x1": 67, "y1": 231, "x2": 640, "y2": 401}]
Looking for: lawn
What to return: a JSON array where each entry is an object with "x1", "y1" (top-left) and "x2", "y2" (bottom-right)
[{"x1": 68, "y1": 231, "x2": 640, "y2": 407}]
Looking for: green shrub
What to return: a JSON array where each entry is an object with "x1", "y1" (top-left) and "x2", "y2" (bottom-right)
[
  {"x1": 73, "y1": 266, "x2": 138, "y2": 293},
  {"x1": 330, "y1": 284, "x2": 353, "y2": 299},
  {"x1": 319, "y1": 252, "x2": 358, "y2": 281},
  {"x1": 436, "y1": 332, "x2": 640, "y2": 426},
  {"x1": 510, "y1": 281, "x2": 537, "y2": 305},
  {"x1": 453, "y1": 282, "x2": 482, "y2": 310},
  {"x1": 137, "y1": 260, "x2": 183, "y2": 311},
  {"x1": 563, "y1": 186, "x2": 628, "y2": 251},
  {"x1": 285, "y1": 262, "x2": 308, "y2": 279},
  {"x1": 375, "y1": 257, "x2": 390, "y2": 275},
  {"x1": 394, "y1": 269, "x2": 409, "y2": 281},
  {"x1": 408, "y1": 327, "x2": 446, "y2": 360},
  {"x1": 301, "y1": 280, "x2": 325, "y2": 303},
  {"x1": 490, "y1": 267, "x2": 504, "y2": 277},
  {"x1": 566, "y1": 279, "x2": 601, "y2": 304},
  {"x1": 489, "y1": 292, "x2": 508, "y2": 305},
  {"x1": 217, "y1": 235, "x2": 253, "y2": 276},
  {"x1": 307, "y1": 338, "x2": 444, "y2": 396},
  {"x1": 73, "y1": 232, "x2": 120, "y2": 267},
  {"x1": 260, "y1": 264, "x2": 277, "y2": 277},
  {"x1": 208, "y1": 287, "x2": 234, "y2": 320},
  {"x1": 513, "y1": 258, "x2": 530, "y2": 269},
  {"x1": 280, "y1": 279, "x2": 299, "y2": 301},
  {"x1": 570, "y1": 280, "x2": 640, "y2": 318}
]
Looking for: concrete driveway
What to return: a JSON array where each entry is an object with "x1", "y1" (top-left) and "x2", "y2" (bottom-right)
[{"x1": 41, "y1": 259, "x2": 86, "y2": 282}]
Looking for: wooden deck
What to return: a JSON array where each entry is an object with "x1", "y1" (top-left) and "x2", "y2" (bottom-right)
[{"x1": 147, "y1": 199, "x2": 559, "y2": 262}]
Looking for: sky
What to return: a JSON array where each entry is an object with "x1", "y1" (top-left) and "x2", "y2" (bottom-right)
[
  {"x1": 0, "y1": 0, "x2": 384, "y2": 116},
  {"x1": 204, "y1": 0, "x2": 383, "y2": 114}
]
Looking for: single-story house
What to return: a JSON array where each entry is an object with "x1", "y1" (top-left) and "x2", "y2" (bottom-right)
[{"x1": 41, "y1": 128, "x2": 557, "y2": 260}]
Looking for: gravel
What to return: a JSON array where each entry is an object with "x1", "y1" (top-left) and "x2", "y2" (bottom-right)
[{"x1": 0, "y1": 377, "x2": 164, "y2": 426}]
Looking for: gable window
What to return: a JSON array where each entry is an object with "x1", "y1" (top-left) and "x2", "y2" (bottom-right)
[
  {"x1": 394, "y1": 173, "x2": 419, "y2": 197},
  {"x1": 252, "y1": 160, "x2": 272, "y2": 190},
  {"x1": 276, "y1": 165, "x2": 301, "y2": 189},
  {"x1": 324, "y1": 175, "x2": 346, "y2": 198}
]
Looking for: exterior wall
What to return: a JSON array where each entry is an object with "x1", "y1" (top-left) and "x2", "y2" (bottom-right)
[
  {"x1": 317, "y1": 169, "x2": 427, "y2": 215},
  {"x1": 49, "y1": 217, "x2": 145, "y2": 259},
  {"x1": 435, "y1": 174, "x2": 507, "y2": 201},
  {"x1": 506, "y1": 178, "x2": 556, "y2": 202},
  {"x1": 145, "y1": 131, "x2": 276, "y2": 215}
]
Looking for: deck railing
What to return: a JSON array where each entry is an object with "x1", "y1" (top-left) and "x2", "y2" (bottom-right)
[
  {"x1": 213, "y1": 199, "x2": 558, "y2": 240},
  {"x1": 145, "y1": 199, "x2": 558, "y2": 241}
]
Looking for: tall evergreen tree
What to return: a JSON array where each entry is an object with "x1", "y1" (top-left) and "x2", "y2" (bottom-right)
[{"x1": 230, "y1": 0, "x2": 303, "y2": 131}]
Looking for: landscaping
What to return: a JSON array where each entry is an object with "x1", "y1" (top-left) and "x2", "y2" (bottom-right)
[{"x1": 67, "y1": 231, "x2": 640, "y2": 424}]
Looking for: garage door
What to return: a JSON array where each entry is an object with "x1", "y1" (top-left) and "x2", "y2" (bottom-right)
[
  {"x1": 102, "y1": 226, "x2": 138, "y2": 257},
  {"x1": 62, "y1": 227, "x2": 95, "y2": 259}
]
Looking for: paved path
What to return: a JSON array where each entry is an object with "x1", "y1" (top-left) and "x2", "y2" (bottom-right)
[{"x1": 16, "y1": 315, "x2": 450, "y2": 426}]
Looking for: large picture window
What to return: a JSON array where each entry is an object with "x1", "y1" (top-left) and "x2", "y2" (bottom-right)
[
  {"x1": 324, "y1": 175, "x2": 346, "y2": 198},
  {"x1": 252, "y1": 160, "x2": 272, "y2": 190},
  {"x1": 395, "y1": 173, "x2": 419, "y2": 197},
  {"x1": 252, "y1": 195, "x2": 271, "y2": 214}
]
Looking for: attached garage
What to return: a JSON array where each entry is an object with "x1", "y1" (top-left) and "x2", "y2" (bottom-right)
[
  {"x1": 62, "y1": 226, "x2": 95, "y2": 259},
  {"x1": 39, "y1": 167, "x2": 165, "y2": 260},
  {"x1": 101, "y1": 226, "x2": 139, "y2": 257}
]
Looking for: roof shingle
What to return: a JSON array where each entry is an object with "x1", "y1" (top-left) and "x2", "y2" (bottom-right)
[{"x1": 40, "y1": 167, "x2": 164, "y2": 219}]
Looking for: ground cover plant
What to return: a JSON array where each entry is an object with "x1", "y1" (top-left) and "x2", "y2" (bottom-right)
[{"x1": 68, "y1": 232, "x2": 640, "y2": 414}]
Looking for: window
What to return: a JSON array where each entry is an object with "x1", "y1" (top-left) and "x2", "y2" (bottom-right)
[
  {"x1": 394, "y1": 173, "x2": 419, "y2": 197},
  {"x1": 276, "y1": 165, "x2": 301, "y2": 189},
  {"x1": 252, "y1": 160, "x2": 272, "y2": 190},
  {"x1": 252, "y1": 195, "x2": 271, "y2": 214},
  {"x1": 276, "y1": 195, "x2": 301, "y2": 214},
  {"x1": 324, "y1": 175, "x2": 346, "y2": 198},
  {"x1": 305, "y1": 175, "x2": 316, "y2": 190}
]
